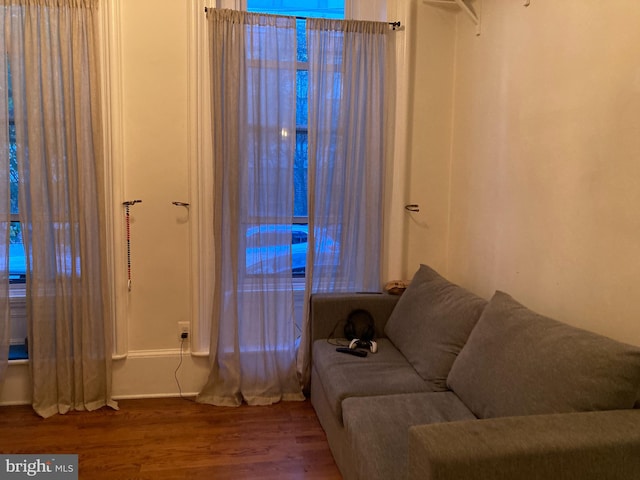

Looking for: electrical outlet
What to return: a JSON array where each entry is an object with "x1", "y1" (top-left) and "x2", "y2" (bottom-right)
[{"x1": 178, "y1": 321, "x2": 190, "y2": 341}]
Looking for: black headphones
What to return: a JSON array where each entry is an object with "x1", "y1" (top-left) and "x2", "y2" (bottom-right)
[{"x1": 344, "y1": 309, "x2": 375, "y2": 341}]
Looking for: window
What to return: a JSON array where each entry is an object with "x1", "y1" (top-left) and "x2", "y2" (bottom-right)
[
  {"x1": 191, "y1": 0, "x2": 397, "y2": 355},
  {"x1": 6, "y1": 62, "x2": 28, "y2": 361},
  {"x1": 246, "y1": 0, "x2": 344, "y2": 278},
  {"x1": 7, "y1": 63, "x2": 25, "y2": 285}
]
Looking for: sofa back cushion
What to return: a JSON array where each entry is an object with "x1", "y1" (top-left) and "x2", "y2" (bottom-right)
[
  {"x1": 384, "y1": 264, "x2": 487, "y2": 390},
  {"x1": 448, "y1": 291, "x2": 640, "y2": 418}
]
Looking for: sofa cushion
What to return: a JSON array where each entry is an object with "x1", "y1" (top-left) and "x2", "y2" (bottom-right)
[
  {"x1": 343, "y1": 391, "x2": 477, "y2": 480},
  {"x1": 448, "y1": 291, "x2": 640, "y2": 418},
  {"x1": 312, "y1": 339, "x2": 432, "y2": 422},
  {"x1": 384, "y1": 264, "x2": 487, "y2": 390}
]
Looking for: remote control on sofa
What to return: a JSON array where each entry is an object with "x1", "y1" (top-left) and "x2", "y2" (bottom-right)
[{"x1": 336, "y1": 347, "x2": 367, "y2": 357}]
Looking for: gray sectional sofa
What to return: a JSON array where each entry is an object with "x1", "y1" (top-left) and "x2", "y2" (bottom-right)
[{"x1": 309, "y1": 264, "x2": 640, "y2": 479}]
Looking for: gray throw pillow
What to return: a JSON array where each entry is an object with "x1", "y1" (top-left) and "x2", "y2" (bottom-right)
[
  {"x1": 448, "y1": 291, "x2": 640, "y2": 418},
  {"x1": 384, "y1": 264, "x2": 487, "y2": 390}
]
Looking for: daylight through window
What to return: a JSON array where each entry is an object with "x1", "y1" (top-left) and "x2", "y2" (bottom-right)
[
  {"x1": 246, "y1": 0, "x2": 344, "y2": 278},
  {"x1": 7, "y1": 63, "x2": 25, "y2": 285}
]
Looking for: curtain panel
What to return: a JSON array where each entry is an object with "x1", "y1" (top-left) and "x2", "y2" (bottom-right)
[
  {"x1": 0, "y1": 0, "x2": 115, "y2": 417},
  {"x1": 198, "y1": 9, "x2": 304, "y2": 406},
  {"x1": 305, "y1": 18, "x2": 389, "y2": 291},
  {"x1": 297, "y1": 17, "x2": 391, "y2": 389},
  {"x1": 199, "y1": 9, "x2": 392, "y2": 403}
]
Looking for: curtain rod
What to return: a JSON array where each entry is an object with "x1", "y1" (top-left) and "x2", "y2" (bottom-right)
[{"x1": 203, "y1": 8, "x2": 401, "y2": 30}]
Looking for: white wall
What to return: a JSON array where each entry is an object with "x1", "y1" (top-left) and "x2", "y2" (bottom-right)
[
  {"x1": 403, "y1": 1, "x2": 457, "y2": 276},
  {"x1": 408, "y1": 0, "x2": 640, "y2": 346},
  {"x1": 120, "y1": 0, "x2": 191, "y2": 352},
  {"x1": 109, "y1": 0, "x2": 212, "y2": 398}
]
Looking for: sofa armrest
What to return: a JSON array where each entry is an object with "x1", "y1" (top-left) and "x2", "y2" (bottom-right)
[
  {"x1": 310, "y1": 292, "x2": 400, "y2": 342},
  {"x1": 408, "y1": 409, "x2": 640, "y2": 480}
]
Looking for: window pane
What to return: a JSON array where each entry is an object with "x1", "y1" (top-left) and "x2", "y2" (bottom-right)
[
  {"x1": 296, "y1": 69, "x2": 308, "y2": 127},
  {"x1": 244, "y1": 223, "x2": 308, "y2": 277},
  {"x1": 8, "y1": 61, "x2": 24, "y2": 283},
  {"x1": 9, "y1": 124, "x2": 17, "y2": 215},
  {"x1": 294, "y1": 131, "x2": 308, "y2": 217},
  {"x1": 292, "y1": 223, "x2": 308, "y2": 277},
  {"x1": 9, "y1": 222, "x2": 25, "y2": 283},
  {"x1": 296, "y1": 18, "x2": 307, "y2": 62}
]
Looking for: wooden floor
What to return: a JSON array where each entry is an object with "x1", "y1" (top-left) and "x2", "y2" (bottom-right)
[{"x1": 0, "y1": 397, "x2": 342, "y2": 480}]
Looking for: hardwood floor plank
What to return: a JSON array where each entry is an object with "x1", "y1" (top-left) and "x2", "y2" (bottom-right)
[{"x1": 0, "y1": 397, "x2": 342, "y2": 480}]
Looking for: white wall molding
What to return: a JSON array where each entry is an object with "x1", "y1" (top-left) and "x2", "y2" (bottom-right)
[
  {"x1": 187, "y1": 0, "x2": 216, "y2": 355},
  {"x1": 2, "y1": 350, "x2": 211, "y2": 405},
  {"x1": 383, "y1": 0, "x2": 413, "y2": 281},
  {"x1": 112, "y1": 349, "x2": 210, "y2": 400},
  {"x1": 99, "y1": 0, "x2": 128, "y2": 358}
]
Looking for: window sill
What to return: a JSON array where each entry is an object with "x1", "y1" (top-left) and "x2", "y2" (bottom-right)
[{"x1": 8, "y1": 358, "x2": 28, "y2": 366}]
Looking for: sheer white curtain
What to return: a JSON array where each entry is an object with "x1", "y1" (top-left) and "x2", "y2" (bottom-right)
[
  {"x1": 298, "y1": 18, "x2": 391, "y2": 387},
  {"x1": 3, "y1": 0, "x2": 116, "y2": 417},
  {"x1": 198, "y1": 9, "x2": 304, "y2": 406},
  {"x1": 306, "y1": 18, "x2": 388, "y2": 290}
]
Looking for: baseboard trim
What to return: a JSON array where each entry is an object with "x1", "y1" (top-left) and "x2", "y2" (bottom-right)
[
  {"x1": 113, "y1": 393, "x2": 198, "y2": 401},
  {"x1": 112, "y1": 348, "x2": 210, "y2": 399},
  {"x1": 1, "y1": 349, "x2": 211, "y2": 406}
]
